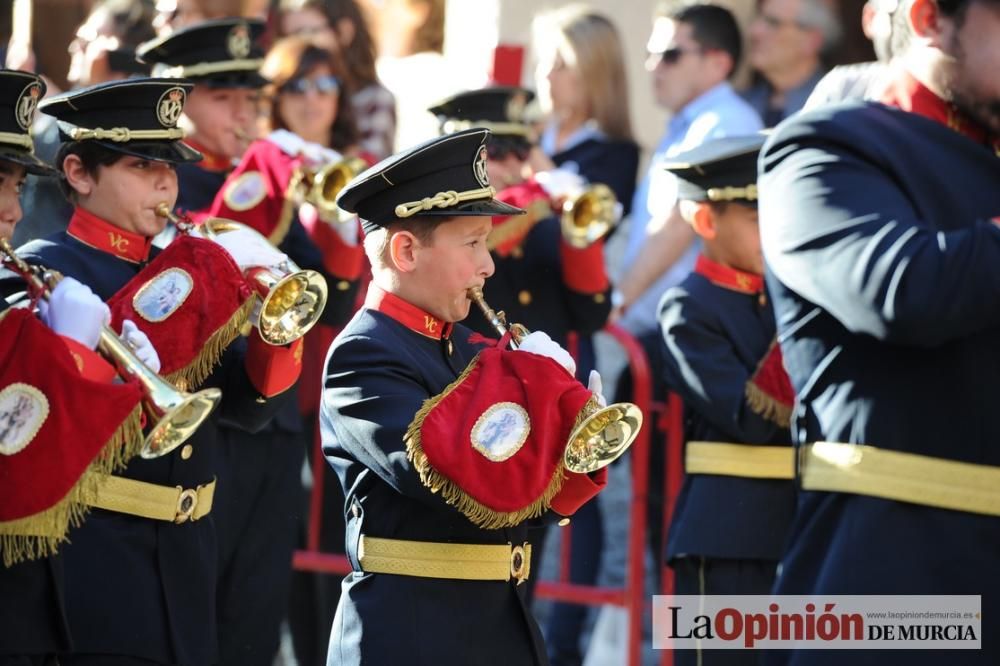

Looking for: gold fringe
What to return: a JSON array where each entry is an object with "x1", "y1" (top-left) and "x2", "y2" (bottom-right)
[
  {"x1": 745, "y1": 381, "x2": 792, "y2": 428},
  {"x1": 165, "y1": 296, "x2": 255, "y2": 389},
  {"x1": 486, "y1": 200, "x2": 550, "y2": 252},
  {"x1": 404, "y1": 357, "x2": 598, "y2": 529},
  {"x1": 0, "y1": 404, "x2": 143, "y2": 567}
]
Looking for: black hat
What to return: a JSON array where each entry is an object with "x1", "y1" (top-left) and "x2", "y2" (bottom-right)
[
  {"x1": 0, "y1": 70, "x2": 55, "y2": 176},
  {"x1": 663, "y1": 134, "x2": 767, "y2": 204},
  {"x1": 337, "y1": 128, "x2": 526, "y2": 233},
  {"x1": 39, "y1": 78, "x2": 202, "y2": 164},
  {"x1": 136, "y1": 18, "x2": 268, "y2": 89},
  {"x1": 428, "y1": 87, "x2": 535, "y2": 139}
]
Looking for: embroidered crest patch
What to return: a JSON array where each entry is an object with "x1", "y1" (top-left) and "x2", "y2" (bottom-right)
[
  {"x1": 0, "y1": 383, "x2": 49, "y2": 455},
  {"x1": 132, "y1": 267, "x2": 194, "y2": 322},
  {"x1": 15, "y1": 82, "x2": 41, "y2": 131},
  {"x1": 473, "y1": 144, "x2": 490, "y2": 188},
  {"x1": 471, "y1": 402, "x2": 530, "y2": 462},
  {"x1": 223, "y1": 171, "x2": 267, "y2": 211},
  {"x1": 227, "y1": 23, "x2": 252, "y2": 59},
  {"x1": 156, "y1": 86, "x2": 186, "y2": 128}
]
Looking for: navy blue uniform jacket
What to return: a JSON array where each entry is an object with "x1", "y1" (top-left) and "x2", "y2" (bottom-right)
[
  {"x1": 659, "y1": 273, "x2": 794, "y2": 562},
  {"x1": 759, "y1": 102, "x2": 1000, "y2": 664},
  {"x1": 0, "y1": 232, "x2": 289, "y2": 665},
  {"x1": 322, "y1": 306, "x2": 549, "y2": 665},
  {"x1": 463, "y1": 216, "x2": 610, "y2": 348}
]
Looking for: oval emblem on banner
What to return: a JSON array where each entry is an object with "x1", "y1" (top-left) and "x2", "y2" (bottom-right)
[
  {"x1": 471, "y1": 401, "x2": 530, "y2": 462},
  {"x1": 133, "y1": 267, "x2": 194, "y2": 323},
  {"x1": 0, "y1": 383, "x2": 50, "y2": 456},
  {"x1": 223, "y1": 171, "x2": 267, "y2": 211}
]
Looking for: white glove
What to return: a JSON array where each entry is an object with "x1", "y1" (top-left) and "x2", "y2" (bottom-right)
[
  {"x1": 516, "y1": 331, "x2": 576, "y2": 377},
  {"x1": 300, "y1": 203, "x2": 361, "y2": 246},
  {"x1": 37, "y1": 277, "x2": 110, "y2": 350},
  {"x1": 121, "y1": 319, "x2": 161, "y2": 373},
  {"x1": 268, "y1": 129, "x2": 342, "y2": 165},
  {"x1": 587, "y1": 369, "x2": 607, "y2": 408},
  {"x1": 534, "y1": 168, "x2": 587, "y2": 199},
  {"x1": 212, "y1": 228, "x2": 290, "y2": 270}
]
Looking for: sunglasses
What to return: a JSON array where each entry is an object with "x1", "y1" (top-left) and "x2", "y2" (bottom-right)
[
  {"x1": 652, "y1": 46, "x2": 703, "y2": 66},
  {"x1": 486, "y1": 139, "x2": 531, "y2": 162},
  {"x1": 281, "y1": 75, "x2": 340, "y2": 96}
]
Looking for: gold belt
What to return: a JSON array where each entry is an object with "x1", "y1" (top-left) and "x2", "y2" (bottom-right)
[
  {"x1": 801, "y1": 442, "x2": 1000, "y2": 517},
  {"x1": 84, "y1": 474, "x2": 215, "y2": 524},
  {"x1": 359, "y1": 536, "x2": 532, "y2": 584},
  {"x1": 685, "y1": 441, "x2": 795, "y2": 480}
]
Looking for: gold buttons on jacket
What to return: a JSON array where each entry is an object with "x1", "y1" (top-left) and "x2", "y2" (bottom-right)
[
  {"x1": 558, "y1": 518, "x2": 571, "y2": 527},
  {"x1": 180, "y1": 444, "x2": 194, "y2": 460},
  {"x1": 518, "y1": 290, "x2": 532, "y2": 306},
  {"x1": 337, "y1": 280, "x2": 350, "y2": 291},
  {"x1": 594, "y1": 293, "x2": 605, "y2": 304}
]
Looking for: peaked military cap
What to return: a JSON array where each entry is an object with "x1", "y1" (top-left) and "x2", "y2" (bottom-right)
[
  {"x1": 39, "y1": 78, "x2": 202, "y2": 163},
  {"x1": 337, "y1": 128, "x2": 525, "y2": 233},
  {"x1": 0, "y1": 70, "x2": 55, "y2": 176},
  {"x1": 428, "y1": 87, "x2": 535, "y2": 138},
  {"x1": 137, "y1": 18, "x2": 268, "y2": 88},
  {"x1": 663, "y1": 133, "x2": 767, "y2": 204}
]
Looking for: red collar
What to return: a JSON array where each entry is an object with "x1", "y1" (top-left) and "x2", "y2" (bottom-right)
[
  {"x1": 183, "y1": 137, "x2": 233, "y2": 172},
  {"x1": 695, "y1": 254, "x2": 764, "y2": 294},
  {"x1": 882, "y1": 70, "x2": 1000, "y2": 155},
  {"x1": 66, "y1": 207, "x2": 153, "y2": 264},
  {"x1": 365, "y1": 284, "x2": 453, "y2": 340}
]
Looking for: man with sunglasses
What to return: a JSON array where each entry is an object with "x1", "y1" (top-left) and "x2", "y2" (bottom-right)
[
  {"x1": 613, "y1": 6, "x2": 762, "y2": 561},
  {"x1": 743, "y1": 0, "x2": 839, "y2": 126}
]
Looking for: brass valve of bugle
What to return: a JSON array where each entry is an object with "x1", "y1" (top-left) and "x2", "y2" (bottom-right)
[
  {"x1": 293, "y1": 155, "x2": 368, "y2": 223},
  {"x1": 467, "y1": 286, "x2": 643, "y2": 474},
  {"x1": 0, "y1": 238, "x2": 222, "y2": 459},
  {"x1": 155, "y1": 203, "x2": 328, "y2": 346}
]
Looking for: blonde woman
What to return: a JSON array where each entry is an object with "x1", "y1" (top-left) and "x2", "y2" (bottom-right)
[{"x1": 532, "y1": 5, "x2": 639, "y2": 214}]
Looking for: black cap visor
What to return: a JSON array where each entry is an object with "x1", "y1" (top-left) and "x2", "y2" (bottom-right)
[
  {"x1": 0, "y1": 146, "x2": 57, "y2": 176},
  {"x1": 92, "y1": 138, "x2": 204, "y2": 164}
]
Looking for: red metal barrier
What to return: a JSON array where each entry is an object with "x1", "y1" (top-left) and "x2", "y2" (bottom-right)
[
  {"x1": 532, "y1": 323, "x2": 652, "y2": 666},
  {"x1": 291, "y1": 323, "x2": 675, "y2": 666}
]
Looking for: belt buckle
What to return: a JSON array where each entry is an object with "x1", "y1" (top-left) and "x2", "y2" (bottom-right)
[
  {"x1": 510, "y1": 542, "x2": 529, "y2": 585},
  {"x1": 174, "y1": 487, "x2": 198, "y2": 524}
]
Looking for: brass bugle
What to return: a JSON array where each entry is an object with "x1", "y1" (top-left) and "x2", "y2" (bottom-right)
[
  {"x1": 0, "y1": 239, "x2": 222, "y2": 459},
  {"x1": 468, "y1": 287, "x2": 642, "y2": 474},
  {"x1": 560, "y1": 183, "x2": 619, "y2": 248},
  {"x1": 155, "y1": 204, "x2": 328, "y2": 346},
  {"x1": 295, "y1": 156, "x2": 369, "y2": 222}
]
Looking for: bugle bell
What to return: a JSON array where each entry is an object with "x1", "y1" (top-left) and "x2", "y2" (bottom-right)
[
  {"x1": 0, "y1": 239, "x2": 222, "y2": 459},
  {"x1": 155, "y1": 204, "x2": 328, "y2": 346},
  {"x1": 297, "y1": 156, "x2": 368, "y2": 222},
  {"x1": 468, "y1": 287, "x2": 642, "y2": 474},
  {"x1": 560, "y1": 183, "x2": 619, "y2": 249}
]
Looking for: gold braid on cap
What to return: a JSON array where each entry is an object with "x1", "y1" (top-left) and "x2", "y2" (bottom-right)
[
  {"x1": 160, "y1": 59, "x2": 263, "y2": 79},
  {"x1": 394, "y1": 186, "x2": 497, "y2": 218},
  {"x1": 0, "y1": 132, "x2": 34, "y2": 150},
  {"x1": 706, "y1": 184, "x2": 758, "y2": 202},
  {"x1": 441, "y1": 119, "x2": 532, "y2": 138},
  {"x1": 68, "y1": 127, "x2": 186, "y2": 142}
]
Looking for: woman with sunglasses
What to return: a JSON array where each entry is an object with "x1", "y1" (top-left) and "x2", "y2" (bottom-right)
[
  {"x1": 276, "y1": 0, "x2": 396, "y2": 160},
  {"x1": 205, "y1": 34, "x2": 368, "y2": 666}
]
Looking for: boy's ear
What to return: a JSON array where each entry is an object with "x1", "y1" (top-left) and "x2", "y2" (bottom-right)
[
  {"x1": 389, "y1": 229, "x2": 419, "y2": 273},
  {"x1": 690, "y1": 202, "x2": 717, "y2": 240}
]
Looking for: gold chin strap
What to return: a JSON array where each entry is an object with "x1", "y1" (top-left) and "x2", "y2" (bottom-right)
[
  {"x1": 441, "y1": 119, "x2": 532, "y2": 138},
  {"x1": 160, "y1": 58, "x2": 263, "y2": 79},
  {"x1": 68, "y1": 127, "x2": 186, "y2": 142},
  {"x1": 706, "y1": 184, "x2": 758, "y2": 202},
  {"x1": 0, "y1": 132, "x2": 34, "y2": 151},
  {"x1": 394, "y1": 185, "x2": 497, "y2": 218}
]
